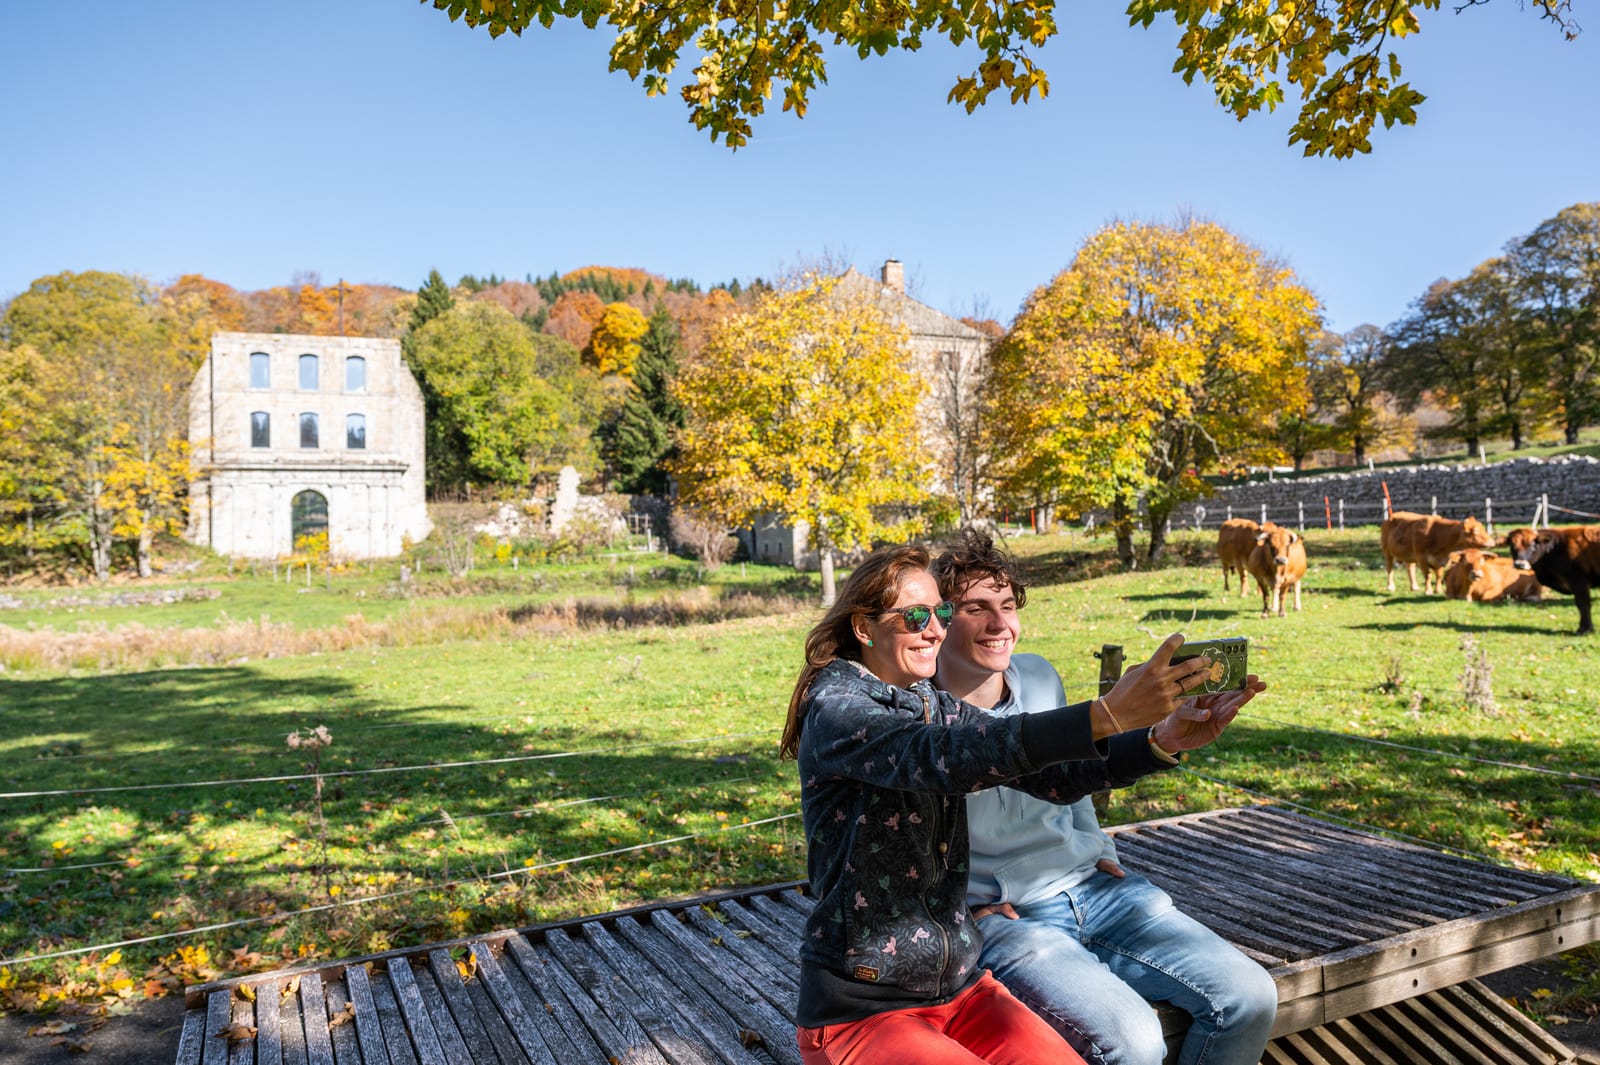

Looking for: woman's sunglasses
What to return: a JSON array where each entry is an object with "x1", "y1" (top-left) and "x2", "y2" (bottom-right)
[{"x1": 878, "y1": 601, "x2": 956, "y2": 633}]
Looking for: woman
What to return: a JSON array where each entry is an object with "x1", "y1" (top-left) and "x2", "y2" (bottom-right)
[{"x1": 782, "y1": 544, "x2": 1215, "y2": 1065}]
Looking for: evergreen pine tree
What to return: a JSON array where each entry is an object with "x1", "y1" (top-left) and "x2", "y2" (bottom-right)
[
  {"x1": 406, "y1": 270, "x2": 455, "y2": 346},
  {"x1": 603, "y1": 305, "x2": 685, "y2": 494},
  {"x1": 403, "y1": 270, "x2": 467, "y2": 493}
]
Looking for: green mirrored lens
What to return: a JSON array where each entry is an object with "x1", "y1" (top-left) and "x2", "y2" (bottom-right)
[
  {"x1": 901, "y1": 605, "x2": 932, "y2": 630},
  {"x1": 934, "y1": 601, "x2": 955, "y2": 624}
]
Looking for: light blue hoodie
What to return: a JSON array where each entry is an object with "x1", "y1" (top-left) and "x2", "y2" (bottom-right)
[{"x1": 964, "y1": 653, "x2": 1120, "y2": 907}]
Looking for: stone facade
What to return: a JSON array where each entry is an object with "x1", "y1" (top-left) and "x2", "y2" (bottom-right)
[
  {"x1": 1157, "y1": 456, "x2": 1600, "y2": 533},
  {"x1": 187, "y1": 332, "x2": 430, "y2": 559},
  {"x1": 743, "y1": 261, "x2": 994, "y2": 570}
]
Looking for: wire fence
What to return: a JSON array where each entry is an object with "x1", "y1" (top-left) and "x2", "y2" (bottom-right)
[
  {"x1": 6, "y1": 658, "x2": 1594, "y2": 973},
  {"x1": 1173, "y1": 493, "x2": 1559, "y2": 534}
]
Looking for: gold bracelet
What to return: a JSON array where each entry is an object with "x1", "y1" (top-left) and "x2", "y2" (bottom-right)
[
  {"x1": 1147, "y1": 727, "x2": 1181, "y2": 765},
  {"x1": 1097, "y1": 697, "x2": 1125, "y2": 735}
]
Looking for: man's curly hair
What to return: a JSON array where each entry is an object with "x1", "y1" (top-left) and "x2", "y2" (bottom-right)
[{"x1": 930, "y1": 526, "x2": 1028, "y2": 607}]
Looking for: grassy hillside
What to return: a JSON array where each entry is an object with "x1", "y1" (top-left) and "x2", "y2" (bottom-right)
[{"x1": 1, "y1": 528, "x2": 1595, "y2": 1012}]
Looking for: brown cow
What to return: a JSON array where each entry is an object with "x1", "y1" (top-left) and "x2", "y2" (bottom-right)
[
  {"x1": 1380, "y1": 511, "x2": 1494, "y2": 595},
  {"x1": 1247, "y1": 523, "x2": 1306, "y2": 618},
  {"x1": 1216, "y1": 518, "x2": 1260, "y2": 598},
  {"x1": 1442, "y1": 549, "x2": 1543, "y2": 603},
  {"x1": 1503, "y1": 525, "x2": 1600, "y2": 635}
]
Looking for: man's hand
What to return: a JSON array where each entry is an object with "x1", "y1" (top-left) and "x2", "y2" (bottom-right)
[
  {"x1": 1151, "y1": 675, "x2": 1266, "y2": 754},
  {"x1": 1096, "y1": 858, "x2": 1126, "y2": 878},
  {"x1": 971, "y1": 901, "x2": 1020, "y2": 921}
]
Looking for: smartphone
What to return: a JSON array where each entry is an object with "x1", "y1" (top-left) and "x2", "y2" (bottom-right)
[{"x1": 1171, "y1": 637, "x2": 1249, "y2": 694}]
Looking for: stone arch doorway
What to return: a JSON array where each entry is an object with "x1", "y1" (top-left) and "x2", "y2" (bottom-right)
[{"x1": 291, "y1": 490, "x2": 328, "y2": 550}]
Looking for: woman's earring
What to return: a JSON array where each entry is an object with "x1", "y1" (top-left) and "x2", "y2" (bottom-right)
[{"x1": 865, "y1": 639, "x2": 873, "y2": 648}]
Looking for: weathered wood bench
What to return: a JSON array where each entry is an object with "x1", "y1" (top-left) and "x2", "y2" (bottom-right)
[{"x1": 174, "y1": 805, "x2": 1600, "y2": 1065}]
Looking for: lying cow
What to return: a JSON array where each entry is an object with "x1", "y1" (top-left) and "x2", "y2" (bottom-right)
[
  {"x1": 1381, "y1": 511, "x2": 1494, "y2": 595},
  {"x1": 1247, "y1": 522, "x2": 1306, "y2": 618},
  {"x1": 1216, "y1": 518, "x2": 1260, "y2": 598},
  {"x1": 1503, "y1": 525, "x2": 1600, "y2": 635},
  {"x1": 1442, "y1": 549, "x2": 1543, "y2": 603}
]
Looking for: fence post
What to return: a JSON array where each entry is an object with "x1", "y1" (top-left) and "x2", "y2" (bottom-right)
[
  {"x1": 1485, "y1": 497, "x2": 1493, "y2": 536},
  {"x1": 1323, "y1": 495, "x2": 1332, "y2": 531},
  {"x1": 1298, "y1": 500, "x2": 1305, "y2": 532},
  {"x1": 1430, "y1": 495, "x2": 1437, "y2": 516},
  {"x1": 1226, "y1": 505, "x2": 1233, "y2": 522},
  {"x1": 1541, "y1": 493, "x2": 1549, "y2": 528},
  {"x1": 1338, "y1": 498, "x2": 1345, "y2": 531},
  {"x1": 1194, "y1": 505, "x2": 1205, "y2": 533},
  {"x1": 1261, "y1": 503, "x2": 1268, "y2": 525},
  {"x1": 1092, "y1": 645, "x2": 1125, "y2": 820}
]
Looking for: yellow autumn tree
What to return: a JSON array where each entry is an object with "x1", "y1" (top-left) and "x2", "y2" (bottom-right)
[
  {"x1": 585, "y1": 301, "x2": 650, "y2": 377},
  {"x1": 987, "y1": 218, "x2": 1321, "y2": 564},
  {"x1": 673, "y1": 275, "x2": 926, "y2": 604}
]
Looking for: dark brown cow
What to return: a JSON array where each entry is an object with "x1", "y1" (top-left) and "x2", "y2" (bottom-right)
[
  {"x1": 1503, "y1": 525, "x2": 1600, "y2": 634},
  {"x1": 1246, "y1": 523, "x2": 1307, "y2": 618},
  {"x1": 1216, "y1": 518, "x2": 1260, "y2": 598},
  {"x1": 1380, "y1": 511, "x2": 1494, "y2": 595},
  {"x1": 1442, "y1": 549, "x2": 1543, "y2": 603}
]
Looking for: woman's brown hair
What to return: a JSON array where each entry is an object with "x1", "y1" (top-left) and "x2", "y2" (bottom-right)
[{"x1": 779, "y1": 543, "x2": 931, "y2": 760}]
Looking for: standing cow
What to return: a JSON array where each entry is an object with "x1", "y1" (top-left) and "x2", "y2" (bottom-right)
[
  {"x1": 1247, "y1": 523, "x2": 1307, "y2": 618},
  {"x1": 1503, "y1": 526, "x2": 1600, "y2": 635},
  {"x1": 1216, "y1": 518, "x2": 1261, "y2": 598},
  {"x1": 1380, "y1": 511, "x2": 1494, "y2": 595},
  {"x1": 1442, "y1": 549, "x2": 1543, "y2": 603}
]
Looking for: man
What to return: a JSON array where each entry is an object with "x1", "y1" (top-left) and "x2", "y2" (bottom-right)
[{"x1": 932, "y1": 528, "x2": 1278, "y2": 1065}]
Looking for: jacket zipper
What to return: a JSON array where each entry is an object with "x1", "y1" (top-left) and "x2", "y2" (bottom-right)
[{"x1": 920, "y1": 689, "x2": 953, "y2": 995}]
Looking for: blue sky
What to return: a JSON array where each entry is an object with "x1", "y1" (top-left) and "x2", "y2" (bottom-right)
[{"x1": 1, "y1": 2, "x2": 1594, "y2": 333}]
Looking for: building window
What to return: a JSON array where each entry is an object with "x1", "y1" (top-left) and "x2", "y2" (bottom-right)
[
  {"x1": 299, "y1": 412, "x2": 319, "y2": 448},
  {"x1": 250, "y1": 412, "x2": 270, "y2": 448},
  {"x1": 291, "y1": 490, "x2": 328, "y2": 549},
  {"x1": 346, "y1": 356, "x2": 366, "y2": 393},
  {"x1": 299, "y1": 354, "x2": 319, "y2": 390},
  {"x1": 346, "y1": 413, "x2": 367, "y2": 450},
  {"x1": 250, "y1": 352, "x2": 271, "y2": 389}
]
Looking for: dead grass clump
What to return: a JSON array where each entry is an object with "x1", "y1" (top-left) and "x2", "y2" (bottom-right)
[{"x1": 0, "y1": 589, "x2": 808, "y2": 674}]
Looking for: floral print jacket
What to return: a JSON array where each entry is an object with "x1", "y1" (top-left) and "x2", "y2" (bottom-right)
[{"x1": 794, "y1": 658, "x2": 1171, "y2": 1028}]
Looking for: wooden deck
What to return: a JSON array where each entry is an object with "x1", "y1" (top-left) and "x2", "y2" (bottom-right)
[{"x1": 175, "y1": 805, "x2": 1600, "y2": 1065}]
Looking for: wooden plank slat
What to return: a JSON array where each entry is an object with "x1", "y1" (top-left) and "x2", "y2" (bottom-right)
[
  {"x1": 201, "y1": 988, "x2": 233, "y2": 1065},
  {"x1": 299, "y1": 972, "x2": 337, "y2": 1065},
  {"x1": 425, "y1": 948, "x2": 534, "y2": 1065},
  {"x1": 1393, "y1": 988, "x2": 1523, "y2": 1065},
  {"x1": 343, "y1": 964, "x2": 392, "y2": 1065},
  {"x1": 682, "y1": 904, "x2": 798, "y2": 996},
  {"x1": 366, "y1": 967, "x2": 421, "y2": 1065},
  {"x1": 585, "y1": 919, "x2": 764, "y2": 1065},
  {"x1": 1448, "y1": 980, "x2": 1578, "y2": 1061},
  {"x1": 523, "y1": 933, "x2": 671, "y2": 1065},
  {"x1": 256, "y1": 978, "x2": 284, "y2": 1065},
  {"x1": 407, "y1": 961, "x2": 480, "y2": 1065},
  {"x1": 174, "y1": 1008, "x2": 207, "y2": 1065},
  {"x1": 280, "y1": 978, "x2": 309, "y2": 1065},
  {"x1": 470, "y1": 939, "x2": 572, "y2": 1065},
  {"x1": 646, "y1": 909, "x2": 804, "y2": 1065},
  {"x1": 386, "y1": 958, "x2": 450, "y2": 1065},
  {"x1": 230, "y1": 991, "x2": 256, "y2": 1065},
  {"x1": 321, "y1": 976, "x2": 361, "y2": 1065}
]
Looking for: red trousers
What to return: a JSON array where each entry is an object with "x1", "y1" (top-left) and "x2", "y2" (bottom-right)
[{"x1": 796, "y1": 971, "x2": 1087, "y2": 1065}]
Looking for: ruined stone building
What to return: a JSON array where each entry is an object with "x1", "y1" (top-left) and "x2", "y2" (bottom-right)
[
  {"x1": 747, "y1": 260, "x2": 995, "y2": 568},
  {"x1": 187, "y1": 332, "x2": 430, "y2": 559}
]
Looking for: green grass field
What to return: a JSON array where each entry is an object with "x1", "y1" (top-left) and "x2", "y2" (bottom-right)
[{"x1": 1, "y1": 528, "x2": 1596, "y2": 1012}]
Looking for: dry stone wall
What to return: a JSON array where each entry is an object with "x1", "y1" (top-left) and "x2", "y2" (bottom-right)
[{"x1": 1165, "y1": 456, "x2": 1600, "y2": 531}]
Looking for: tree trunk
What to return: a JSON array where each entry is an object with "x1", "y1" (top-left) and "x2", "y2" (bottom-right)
[
  {"x1": 1145, "y1": 501, "x2": 1171, "y2": 563},
  {"x1": 1353, "y1": 440, "x2": 1367, "y2": 468},
  {"x1": 90, "y1": 510, "x2": 114, "y2": 582},
  {"x1": 137, "y1": 524, "x2": 154, "y2": 579},
  {"x1": 1111, "y1": 494, "x2": 1136, "y2": 569},
  {"x1": 1511, "y1": 420, "x2": 1525, "y2": 450},
  {"x1": 819, "y1": 546, "x2": 836, "y2": 607},
  {"x1": 1566, "y1": 420, "x2": 1581, "y2": 445}
]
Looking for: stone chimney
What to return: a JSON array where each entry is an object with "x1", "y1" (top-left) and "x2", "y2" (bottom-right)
[{"x1": 881, "y1": 259, "x2": 904, "y2": 294}]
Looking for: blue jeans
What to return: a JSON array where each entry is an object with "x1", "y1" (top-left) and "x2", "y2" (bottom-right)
[{"x1": 976, "y1": 871, "x2": 1277, "y2": 1065}]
